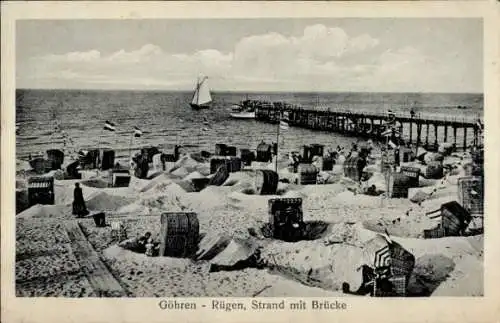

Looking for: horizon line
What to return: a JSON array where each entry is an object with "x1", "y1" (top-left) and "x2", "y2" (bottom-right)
[{"x1": 16, "y1": 88, "x2": 484, "y2": 96}]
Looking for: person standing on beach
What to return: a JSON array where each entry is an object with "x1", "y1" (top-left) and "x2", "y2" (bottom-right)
[
  {"x1": 72, "y1": 183, "x2": 88, "y2": 217},
  {"x1": 356, "y1": 156, "x2": 367, "y2": 182}
]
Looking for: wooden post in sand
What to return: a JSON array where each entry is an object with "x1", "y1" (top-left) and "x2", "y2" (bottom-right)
[
  {"x1": 275, "y1": 113, "x2": 280, "y2": 173},
  {"x1": 383, "y1": 170, "x2": 389, "y2": 207},
  {"x1": 97, "y1": 127, "x2": 105, "y2": 173}
]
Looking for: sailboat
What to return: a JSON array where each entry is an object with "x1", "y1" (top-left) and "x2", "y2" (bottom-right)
[{"x1": 190, "y1": 76, "x2": 212, "y2": 110}]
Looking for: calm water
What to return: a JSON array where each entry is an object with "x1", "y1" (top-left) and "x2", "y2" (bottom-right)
[{"x1": 16, "y1": 89, "x2": 483, "y2": 160}]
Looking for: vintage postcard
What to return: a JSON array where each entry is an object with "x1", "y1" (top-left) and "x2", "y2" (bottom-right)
[{"x1": 2, "y1": 1, "x2": 499, "y2": 323}]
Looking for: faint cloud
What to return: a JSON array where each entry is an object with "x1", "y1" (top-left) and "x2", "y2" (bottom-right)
[
  {"x1": 37, "y1": 50, "x2": 101, "y2": 63},
  {"x1": 19, "y1": 23, "x2": 476, "y2": 92}
]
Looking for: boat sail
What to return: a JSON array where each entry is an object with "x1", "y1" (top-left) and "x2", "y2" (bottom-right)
[{"x1": 190, "y1": 76, "x2": 212, "y2": 109}]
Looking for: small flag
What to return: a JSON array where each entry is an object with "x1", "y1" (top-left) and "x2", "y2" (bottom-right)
[
  {"x1": 104, "y1": 121, "x2": 116, "y2": 131},
  {"x1": 133, "y1": 126, "x2": 143, "y2": 137}
]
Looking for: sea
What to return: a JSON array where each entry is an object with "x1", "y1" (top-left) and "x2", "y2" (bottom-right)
[{"x1": 15, "y1": 89, "x2": 483, "y2": 161}]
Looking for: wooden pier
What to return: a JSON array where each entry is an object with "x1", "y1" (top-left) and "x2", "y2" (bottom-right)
[{"x1": 253, "y1": 101, "x2": 482, "y2": 151}]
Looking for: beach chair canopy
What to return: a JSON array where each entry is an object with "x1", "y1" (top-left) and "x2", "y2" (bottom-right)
[
  {"x1": 362, "y1": 234, "x2": 415, "y2": 279},
  {"x1": 362, "y1": 234, "x2": 392, "y2": 269}
]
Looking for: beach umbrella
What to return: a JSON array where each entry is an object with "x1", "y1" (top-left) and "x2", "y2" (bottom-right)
[
  {"x1": 362, "y1": 234, "x2": 392, "y2": 271},
  {"x1": 361, "y1": 233, "x2": 415, "y2": 281}
]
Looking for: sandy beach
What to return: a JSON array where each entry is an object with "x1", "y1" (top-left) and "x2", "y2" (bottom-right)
[{"x1": 15, "y1": 147, "x2": 484, "y2": 298}]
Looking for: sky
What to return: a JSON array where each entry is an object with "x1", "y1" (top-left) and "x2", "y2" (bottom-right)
[{"x1": 16, "y1": 18, "x2": 483, "y2": 93}]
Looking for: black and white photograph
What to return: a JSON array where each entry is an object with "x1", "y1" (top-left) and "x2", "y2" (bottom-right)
[{"x1": 13, "y1": 15, "x2": 485, "y2": 299}]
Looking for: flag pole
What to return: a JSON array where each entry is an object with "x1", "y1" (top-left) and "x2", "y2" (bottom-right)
[
  {"x1": 275, "y1": 113, "x2": 280, "y2": 173},
  {"x1": 129, "y1": 132, "x2": 134, "y2": 161},
  {"x1": 97, "y1": 127, "x2": 104, "y2": 174}
]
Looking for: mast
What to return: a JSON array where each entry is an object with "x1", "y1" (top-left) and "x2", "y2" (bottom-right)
[
  {"x1": 191, "y1": 77, "x2": 200, "y2": 105},
  {"x1": 191, "y1": 76, "x2": 211, "y2": 106}
]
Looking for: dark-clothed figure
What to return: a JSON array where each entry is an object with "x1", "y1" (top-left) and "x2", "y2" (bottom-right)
[
  {"x1": 394, "y1": 147, "x2": 401, "y2": 166},
  {"x1": 137, "y1": 232, "x2": 152, "y2": 253},
  {"x1": 291, "y1": 153, "x2": 300, "y2": 173},
  {"x1": 365, "y1": 185, "x2": 378, "y2": 196},
  {"x1": 134, "y1": 150, "x2": 150, "y2": 179},
  {"x1": 72, "y1": 183, "x2": 89, "y2": 217},
  {"x1": 209, "y1": 247, "x2": 265, "y2": 273},
  {"x1": 356, "y1": 157, "x2": 367, "y2": 182}
]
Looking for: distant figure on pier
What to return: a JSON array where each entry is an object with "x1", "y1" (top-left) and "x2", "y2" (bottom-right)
[
  {"x1": 72, "y1": 183, "x2": 89, "y2": 218},
  {"x1": 410, "y1": 108, "x2": 416, "y2": 118}
]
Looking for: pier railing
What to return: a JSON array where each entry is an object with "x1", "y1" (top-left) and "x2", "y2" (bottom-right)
[{"x1": 250, "y1": 100, "x2": 482, "y2": 150}]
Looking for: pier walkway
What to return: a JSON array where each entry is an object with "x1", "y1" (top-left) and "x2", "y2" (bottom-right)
[{"x1": 253, "y1": 101, "x2": 482, "y2": 150}]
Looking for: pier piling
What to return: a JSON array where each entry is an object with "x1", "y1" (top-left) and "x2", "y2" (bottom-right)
[
  {"x1": 253, "y1": 100, "x2": 480, "y2": 151},
  {"x1": 463, "y1": 128, "x2": 468, "y2": 151},
  {"x1": 434, "y1": 125, "x2": 438, "y2": 147}
]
